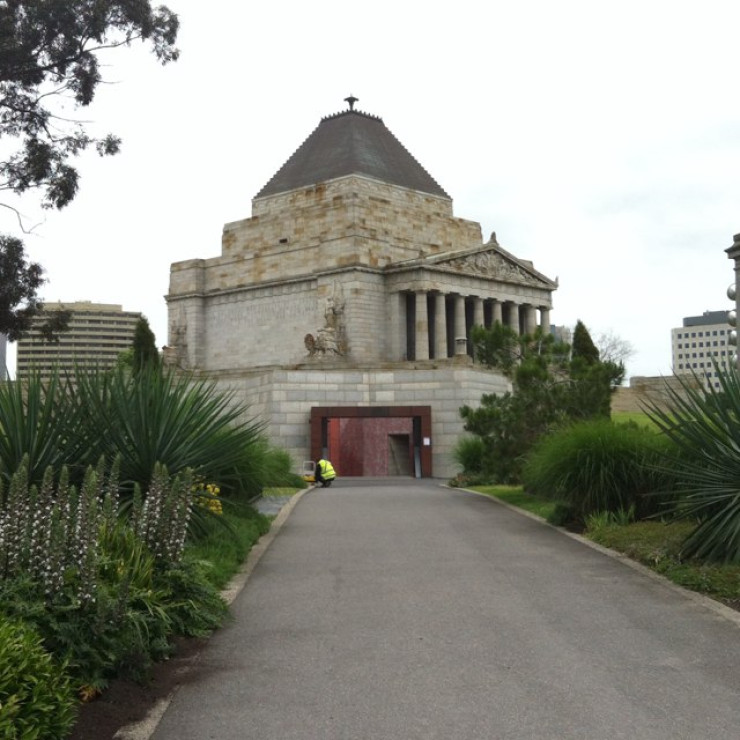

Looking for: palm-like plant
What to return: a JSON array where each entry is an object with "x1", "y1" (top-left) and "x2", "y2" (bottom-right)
[
  {"x1": 0, "y1": 372, "x2": 86, "y2": 491},
  {"x1": 68, "y1": 365, "x2": 268, "y2": 499},
  {"x1": 644, "y1": 365, "x2": 740, "y2": 563}
]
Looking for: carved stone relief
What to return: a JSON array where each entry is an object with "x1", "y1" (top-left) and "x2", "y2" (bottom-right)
[
  {"x1": 305, "y1": 283, "x2": 347, "y2": 357},
  {"x1": 444, "y1": 250, "x2": 541, "y2": 285}
]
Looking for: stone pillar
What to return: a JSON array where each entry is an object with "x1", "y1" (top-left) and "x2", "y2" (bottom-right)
[
  {"x1": 540, "y1": 307, "x2": 551, "y2": 335},
  {"x1": 492, "y1": 300, "x2": 503, "y2": 326},
  {"x1": 434, "y1": 292, "x2": 448, "y2": 359},
  {"x1": 388, "y1": 291, "x2": 407, "y2": 361},
  {"x1": 415, "y1": 291, "x2": 429, "y2": 361},
  {"x1": 505, "y1": 301, "x2": 519, "y2": 334},
  {"x1": 524, "y1": 304, "x2": 537, "y2": 335},
  {"x1": 473, "y1": 297, "x2": 485, "y2": 328},
  {"x1": 454, "y1": 294, "x2": 467, "y2": 355}
]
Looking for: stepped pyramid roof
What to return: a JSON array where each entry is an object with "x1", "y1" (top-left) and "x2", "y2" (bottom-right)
[{"x1": 256, "y1": 101, "x2": 449, "y2": 199}]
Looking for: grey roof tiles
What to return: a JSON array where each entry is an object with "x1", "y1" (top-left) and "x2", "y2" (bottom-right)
[{"x1": 255, "y1": 109, "x2": 450, "y2": 199}]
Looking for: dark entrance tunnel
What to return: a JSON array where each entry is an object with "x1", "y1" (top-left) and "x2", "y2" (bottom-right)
[{"x1": 309, "y1": 406, "x2": 432, "y2": 478}]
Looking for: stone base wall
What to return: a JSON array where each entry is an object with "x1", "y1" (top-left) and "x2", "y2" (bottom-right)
[
  {"x1": 612, "y1": 375, "x2": 697, "y2": 414},
  {"x1": 208, "y1": 363, "x2": 510, "y2": 480}
]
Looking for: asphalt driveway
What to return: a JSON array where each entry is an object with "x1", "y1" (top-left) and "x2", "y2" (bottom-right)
[{"x1": 150, "y1": 480, "x2": 740, "y2": 739}]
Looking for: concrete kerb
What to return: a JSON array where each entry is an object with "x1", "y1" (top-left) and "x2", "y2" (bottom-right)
[
  {"x1": 457, "y1": 485, "x2": 740, "y2": 630},
  {"x1": 113, "y1": 486, "x2": 315, "y2": 740}
]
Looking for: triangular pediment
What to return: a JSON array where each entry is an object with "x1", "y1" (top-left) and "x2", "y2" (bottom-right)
[{"x1": 424, "y1": 239, "x2": 557, "y2": 289}]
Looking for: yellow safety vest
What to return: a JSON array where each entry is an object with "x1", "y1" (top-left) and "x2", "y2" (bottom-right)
[{"x1": 318, "y1": 459, "x2": 336, "y2": 479}]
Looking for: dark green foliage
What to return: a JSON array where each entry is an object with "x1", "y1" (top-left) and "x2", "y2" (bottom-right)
[
  {"x1": 0, "y1": 617, "x2": 77, "y2": 739},
  {"x1": 569, "y1": 321, "x2": 624, "y2": 419},
  {"x1": 522, "y1": 418, "x2": 678, "y2": 524},
  {"x1": 258, "y1": 446, "x2": 308, "y2": 491},
  {"x1": 16, "y1": 364, "x2": 271, "y2": 502},
  {"x1": 132, "y1": 316, "x2": 160, "y2": 374},
  {"x1": 463, "y1": 324, "x2": 572, "y2": 482},
  {"x1": 0, "y1": 0, "x2": 178, "y2": 339},
  {"x1": 461, "y1": 321, "x2": 625, "y2": 483},
  {"x1": 452, "y1": 436, "x2": 487, "y2": 476},
  {"x1": 0, "y1": 236, "x2": 71, "y2": 341},
  {"x1": 69, "y1": 365, "x2": 267, "y2": 498},
  {"x1": 1, "y1": 0, "x2": 179, "y2": 210},
  {"x1": 644, "y1": 366, "x2": 740, "y2": 563},
  {"x1": 571, "y1": 319, "x2": 600, "y2": 365},
  {"x1": 0, "y1": 373, "x2": 85, "y2": 489},
  {"x1": 156, "y1": 558, "x2": 228, "y2": 637}
]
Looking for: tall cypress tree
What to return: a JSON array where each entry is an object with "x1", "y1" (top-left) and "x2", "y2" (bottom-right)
[
  {"x1": 132, "y1": 317, "x2": 159, "y2": 375},
  {"x1": 571, "y1": 320, "x2": 600, "y2": 365}
]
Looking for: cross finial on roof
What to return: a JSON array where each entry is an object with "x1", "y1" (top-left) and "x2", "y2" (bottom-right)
[{"x1": 344, "y1": 94, "x2": 358, "y2": 111}]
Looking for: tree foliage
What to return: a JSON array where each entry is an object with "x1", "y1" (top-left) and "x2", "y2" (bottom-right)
[
  {"x1": 0, "y1": 234, "x2": 69, "y2": 340},
  {"x1": 132, "y1": 315, "x2": 159, "y2": 374},
  {"x1": 459, "y1": 322, "x2": 625, "y2": 483},
  {"x1": 571, "y1": 319, "x2": 600, "y2": 365},
  {"x1": 0, "y1": 0, "x2": 179, "y2": 338}
]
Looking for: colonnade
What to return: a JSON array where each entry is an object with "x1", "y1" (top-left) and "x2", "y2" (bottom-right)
[{"x1": 404, "y1": 291, "x2": 551, "y2": 362}]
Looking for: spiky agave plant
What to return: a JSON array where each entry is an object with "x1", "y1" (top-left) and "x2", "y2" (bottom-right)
[
  {"x1": 0, "y1": 371, "x2": 87, "y2": 491},
  {"x1": 644, "y1": 365, "x2": 740, "y2": 563},
  {"x1": 68, "y1": 364, "x2": 269, "y2": 501}
]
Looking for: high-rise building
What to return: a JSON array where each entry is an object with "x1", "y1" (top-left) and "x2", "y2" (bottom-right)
[
  {"x1": 16, "y1": 302, "x2": 141, "y2": 380},
  {"x1": 671, "y1": 310, "x2": 733, "y2": 389}
]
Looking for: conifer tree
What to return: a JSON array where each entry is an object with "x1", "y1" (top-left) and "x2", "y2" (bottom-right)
[{"x1": 132, "y1": 317, "x2": 159, "y2": 375}]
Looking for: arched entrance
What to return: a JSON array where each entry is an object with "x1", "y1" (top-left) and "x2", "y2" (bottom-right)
[{"x1": 309, "y1": 406, "x2": 433, "y2": 478}]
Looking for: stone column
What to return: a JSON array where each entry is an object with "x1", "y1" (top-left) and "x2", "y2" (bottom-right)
[
  {"x1": 454, "y1": 294, "x2": 467, "y2": 356},
  {"x1": 523, "y1": 304, "x2": 537, "y2": 335},
  {"x1": 473, "y1": 297, "x2": 485, "y2": 328},
  {"x1": 492, "y1": 300, "x2": 503, "y2": 326},
  {"x1": 434, "y1": 292, "x2": 448, "y2": 359},
  {"x1": 505, "y1": 301, "x2": 519, "y2": 334},
  {"x1": 388, "y1": 291, "x2": 406, "y2": 361},
  {"x1": 540, "y1": 307, "x2": 551, "y2": 335},
  {"x1": 415, "y1": 291, "x2": 429, "y2": 361}
]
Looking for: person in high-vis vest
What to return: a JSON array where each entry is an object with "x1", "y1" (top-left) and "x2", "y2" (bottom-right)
[{"x1": 315, "y1": 458, "x2": 336, "y2": 487}]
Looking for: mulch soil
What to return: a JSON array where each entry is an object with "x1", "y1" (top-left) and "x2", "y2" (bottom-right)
[{"x1": 68, "y1": 635, "x2": 208, "y2": 740}]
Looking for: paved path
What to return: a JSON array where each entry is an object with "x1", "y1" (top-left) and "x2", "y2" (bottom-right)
[{"x1": 151, "y1": 480, "x2": 740, "y2": 739}]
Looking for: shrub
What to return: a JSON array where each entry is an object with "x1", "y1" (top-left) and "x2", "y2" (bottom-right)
[
  {"x1": 644, "y1": 366, "x2": 740, "y2": 563},
  {"x1": 0, "y1": 618, "x2": 77, "y2": 739},
  {"x1": 522, "y1": 419, "x2": 677, "y2": 524},
  {"x1": 452, "y1": 435, "x2": 487, "y2": 476}
]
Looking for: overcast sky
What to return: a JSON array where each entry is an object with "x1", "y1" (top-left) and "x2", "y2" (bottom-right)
[{"x1": 5, "y1": 0, "x2": 740, "y2": 380}]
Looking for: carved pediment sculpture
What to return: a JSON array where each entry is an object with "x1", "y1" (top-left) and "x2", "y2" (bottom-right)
[{"x1": 431, "y1": 246, "x2": 556, "y2": 288}]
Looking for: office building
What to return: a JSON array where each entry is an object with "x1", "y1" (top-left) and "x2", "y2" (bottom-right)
[
  {"x1": 16, "y1": 302, "x2": 141, "y2": 380},
  {"x1": 671, "y1": 310, "x2": 734, "y2": 390}
]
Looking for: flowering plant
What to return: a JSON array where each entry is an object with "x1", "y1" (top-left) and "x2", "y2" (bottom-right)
[{"x1": 192, "y1": 479, "x2": 223, "y2": 516}]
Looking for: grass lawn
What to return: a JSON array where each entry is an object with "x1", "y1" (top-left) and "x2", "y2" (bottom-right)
[
  {"x1": 470, "y1": 485, "x2": 560, "y2": 520},
  {"x1": 186, "y1": 486, "x2": 305, "y2": 589},
  {"x1": 611, "y1": 411, "x2": 657, "y2": 428},
  {"x1": 469, "y1": 484, "x2": 740, "y2": 609}
]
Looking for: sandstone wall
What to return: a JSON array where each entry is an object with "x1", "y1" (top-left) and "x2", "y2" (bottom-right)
[{"x1": 209, "y1": 365, "x2": 511, "y2": 481}]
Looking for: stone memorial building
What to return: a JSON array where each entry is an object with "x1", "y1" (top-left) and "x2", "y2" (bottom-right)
[{"x1": 166, "y1": 99, "x2": 557, "y2": 479}]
